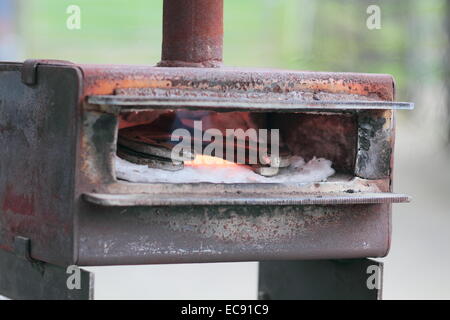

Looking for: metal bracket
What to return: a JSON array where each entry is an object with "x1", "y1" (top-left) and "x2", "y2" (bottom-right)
[
  {"x1": 21, "y1": 59, "x2": 74, "y2": 85},
  {"x1": 83, "y1": 191, "x2": 410, "y2": 207},
  {"x1": 0, "y1": 236, "x2": 95, "y2": 300},
  {"x1": 0, "y1": 247, "x2": 94, "y2": 300},
  {"x1": 13, "y1": 236, "x2": 32, "y2": 261},
  {"x1": 87, "y1": 93, "x2": 414, "y2": 113},
  {"x1": 258, "y1": 259, "x2": 383, "y2": 300}
]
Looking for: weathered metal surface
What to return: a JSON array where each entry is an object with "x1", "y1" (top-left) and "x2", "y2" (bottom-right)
[
  {"x1": 76, "y1": 203, "x2": 391, "y2": 266},
  {"x1": 258, "y1": 259, "x2": 383, "y2": 300},
  {"x1": 80, "y1": 66, "x2": 397, "y2": 101},
  {"x1": 82, "y1": 192, "x2": 410, "y2": 207},
  {"x1": 159, "y1": 0, "x2": 223, "y2": 67},
  {"x1": 0, "y1": 62, "x2": 81, "y2": 265},
  {"x1": 356, "y1": 110, "x2": 394, "y2": 179},
  {"x1": 0, "y1": 248, "x2": 93, "y2": 300},
  {"x1": 80, "y1": 111, "x2": 118, "y2": 186}
]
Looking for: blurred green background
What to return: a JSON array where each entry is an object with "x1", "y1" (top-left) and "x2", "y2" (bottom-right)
[
  {"x1": 13, "y1": 0, "x2": 444, "y2": 102},
  {"x1": 1, "y1": 0, "x2": 450, "y2": 299}
]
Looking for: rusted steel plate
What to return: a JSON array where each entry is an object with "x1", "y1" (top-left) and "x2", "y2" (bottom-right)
[
  {"x1": 80, "y1": 66, "x2": 397, "y2": 102},
  {"x1": 83, "y1": 192, "x2": 411, "y2": 207},
  {"x1": 0, "y1": 62, "x2": 81, "y2": 265},
  {"x1": 87, "y1": 94, "x2": 413, "y2": 113}
]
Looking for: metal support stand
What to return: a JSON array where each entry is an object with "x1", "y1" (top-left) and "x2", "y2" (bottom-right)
[
  {"x1": 1, "y1": 239, "x2": 381, "y2": 300},
  {"x1": 0, "y1": 238, "x2": 94, "y2": 300},
  {"x1": 258, "y1": 259, "x2": 383, "y2": 300}
]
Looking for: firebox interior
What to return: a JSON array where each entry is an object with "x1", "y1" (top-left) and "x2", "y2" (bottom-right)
[{"x1": 115, "y1": 110, "x2": 357, "y2": 184}]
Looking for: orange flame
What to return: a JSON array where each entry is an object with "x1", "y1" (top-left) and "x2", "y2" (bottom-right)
[{"x1": 185, "y1": 155, "x2": 239, "y2": 167}]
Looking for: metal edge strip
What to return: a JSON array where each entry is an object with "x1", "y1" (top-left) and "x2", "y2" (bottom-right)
[
  {"x1": 87, "y1": 95, "x2": 414, "y2": 111},
  {"x1": 82, "y1": 192, "x2": 411, "y2": 207}
]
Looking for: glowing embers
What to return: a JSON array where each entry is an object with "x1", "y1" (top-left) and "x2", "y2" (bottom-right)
[{"x1": 185, "y1": 155, "x2": 239, "y2": 167}]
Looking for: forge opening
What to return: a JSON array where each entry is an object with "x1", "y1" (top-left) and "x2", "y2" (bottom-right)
[{"x1": 115, "y1": 110, "x2": 357, "y2": 184}]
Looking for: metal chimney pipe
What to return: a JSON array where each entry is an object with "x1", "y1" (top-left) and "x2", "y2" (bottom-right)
[{"x1": 158, "y1": 0, "x2": 223, "y2": 68}]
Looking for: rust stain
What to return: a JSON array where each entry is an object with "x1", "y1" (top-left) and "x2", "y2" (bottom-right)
[
  {"x1": 85, "y1": 79, "x2": 172, "y2": 96},
  {"x1": 2, "y1": 184, "x2": 35, "y2": 216},
  {"x1": 80, "y1": 66, "x2": 394, "y2": 102}
]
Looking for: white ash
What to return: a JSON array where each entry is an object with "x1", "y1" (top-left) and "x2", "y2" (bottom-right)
[{"x1": 115, "y1": 156, "x2": 335, "y2": 184}]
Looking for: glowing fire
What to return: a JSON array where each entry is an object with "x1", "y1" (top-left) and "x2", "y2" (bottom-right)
[{"x1": 185, "y1": 155, "x2": 239, "y2": 167}]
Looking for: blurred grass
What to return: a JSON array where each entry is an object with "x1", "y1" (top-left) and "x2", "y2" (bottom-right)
[{"x1": 23, "y1": 0, "x2": 163, "y2": 63}]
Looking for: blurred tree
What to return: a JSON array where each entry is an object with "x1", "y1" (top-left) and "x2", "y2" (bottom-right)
[{"x1": 445, "y1": 0, "x2": 450, "y2": 145}]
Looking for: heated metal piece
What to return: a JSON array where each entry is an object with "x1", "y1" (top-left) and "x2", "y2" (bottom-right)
[
  {"x1": 117, "y1": 145, "x2": 184, "y2": 171},
  {"x1": 118, "y1": 132, "x2": 195, "y2": 162},
  {"x1": 272, "y1": 154, "x2": 292, "y2": 168},
  {"x1": 251, "y1": 165, "x2": 280, "y2": 177}
]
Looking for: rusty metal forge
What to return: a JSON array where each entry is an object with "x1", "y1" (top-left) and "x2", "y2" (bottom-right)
[{"x1": 0, "y1": 0, "x2": 412, "y2": 299}]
